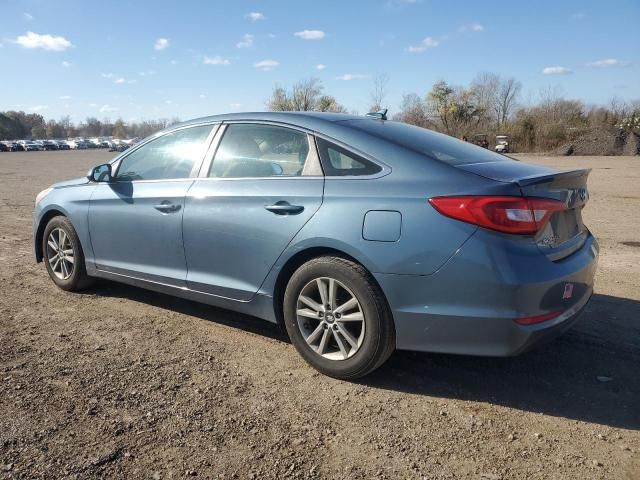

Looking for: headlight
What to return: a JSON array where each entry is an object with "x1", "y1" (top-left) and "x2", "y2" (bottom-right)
[{"x1": 35, "y1": 187, "x2": 53, "y2": 206}]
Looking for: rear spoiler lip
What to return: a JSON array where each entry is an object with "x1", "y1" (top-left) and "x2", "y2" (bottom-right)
[{"x1": 514, "y1": 168, "x2": 591, "y2": 187}]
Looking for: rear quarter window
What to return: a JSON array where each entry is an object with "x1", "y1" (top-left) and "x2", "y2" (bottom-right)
[
  {"x1": 340, "y1": 119, "x2": 511, "y2": 166},
  {"x1": 316, "y1": 137, "x2": 382, "y2": 176}
]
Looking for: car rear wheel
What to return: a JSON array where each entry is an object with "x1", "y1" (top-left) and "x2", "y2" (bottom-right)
[
  {"x1": 283, "y1": 256, "x2": 395, "y2": 379},
  {"x1": 42, "y1": 216, "x2": 94, "y2": 291}
]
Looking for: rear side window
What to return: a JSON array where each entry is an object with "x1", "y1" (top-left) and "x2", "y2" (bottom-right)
[
  {"x1": 340, "y1": 119, "x2": 511, "y2": 166},
  {"x1": 316, "y1": 137, "x2": 381, "y2": 176}
]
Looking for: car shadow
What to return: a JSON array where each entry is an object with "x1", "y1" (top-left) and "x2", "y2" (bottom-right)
[
  {"x1": 363, "y1": 293, "x2": 640, "y2": 431},
  {"x1": 91, "y1": 283, "x2": 640, "y2": 430},
  {"x1": 91, "y1": 280, "x2": 288, "y2": 343}
]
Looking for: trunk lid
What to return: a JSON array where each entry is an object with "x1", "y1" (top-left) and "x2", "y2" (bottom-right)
[{"x1": 457, "y1": 161, "x2": 591, "y2": 261}]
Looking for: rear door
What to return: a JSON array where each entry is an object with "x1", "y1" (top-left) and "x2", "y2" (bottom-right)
[{"x1": 183, "y1": 122, "x2": 324, "y2": 301}]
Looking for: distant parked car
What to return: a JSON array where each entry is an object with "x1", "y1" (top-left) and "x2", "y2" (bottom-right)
[
  {"x1": 23, "y1": 142, "x2": 41, "y2": 151},
  {"x1": 55, "y1": 140, "x2": 71, "y2": 150},
  {"x1": 67, "y1": 140, "x2": 88, "y2": 150},
  {"x1": 108, "y1": 141, "x2": 130, "y2": 152},
  {"x1": 0, "y1": 142, "x2": 9, "y2": 152},
  {"x1": 9, "y1": 142, "x2": 25, "y2": 151},
  {"x1": 42, "y1": 140, "x2": 59, "y2": 151}
]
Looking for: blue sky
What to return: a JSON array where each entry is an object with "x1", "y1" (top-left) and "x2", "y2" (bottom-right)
[{"x1": 1, "y1": 0, "x2": 639, "y2": 122}]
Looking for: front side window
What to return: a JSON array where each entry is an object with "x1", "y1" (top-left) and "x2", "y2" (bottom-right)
[
  {"x1": 316, "y1": 137, "x2": 382, "y2": 176},
  {"x1": 116, "y1": 125, "x2": 213, "y2": 181},
  {"x1": 209, "y1": 124, "x2": 310, "y2": 178}
]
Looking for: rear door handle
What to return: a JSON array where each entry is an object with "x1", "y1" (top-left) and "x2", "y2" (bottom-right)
[
  {"x1": 154, "y1": 202, "x2": 181, "y2": 213},
  {"x1": 264, "y1": 201, "x2": 304, "y2": 215}
]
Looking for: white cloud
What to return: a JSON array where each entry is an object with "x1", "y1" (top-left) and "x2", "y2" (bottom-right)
[
  {"x1": 407, "y1": 36, "x2": 439, "y2": 53},
  {"x1": 59, "y1": 95, "x2": 72, "y2": 100},
  {"x1": 203, "y1": 55, "x2": 230, "y2": 65},
  {"x1": 470, "y1": 23, "x2": 484, "y2": 32},
  {"x1": 542, "y1": 66, "x2": 572, "y2": 75},
  {"x1": 15, "y1": 31, "x2": 72, "y2": 51},
  {"x1": 99, "y1": 104, "x2": 117, "y2": 113},
  {"x1": 587, "y1": 58, "x2": 629, "y2": 68},
  {"x1": 62, "y1": 61, "x2": 71, "y2": 67},
  {"x1": 247, "y1": 12, "x2": 265, "y2": 22},
  {"x1": 101, "y1": 72, "x2": 115, "y2": 78},
  {"x1": 254, "y1": 59, "x2": 279, "y2": 71},
  {"x1": 165, "y1": 100, "x2": 173, "y2": 105},
  {"x1": 28, "y1": 105, "x2": 48, "y2": 112},
  {"x1": 24, "y1": 12, "x2": 34, "y2": 20},
  {"x1": 88, "y1": 103, "x2": 97, "y2": 107},
  {"x1": 335, "y1": 73, "x2": 368, "y2": 81},
  {"x1": 570, "y1": 12, "x2": 586, "y2": 20},
  {"x1": 114, "y1": 77, "x2": 126, "y2": 84},
  {"x1": 199, "y1": 94, "x2": 207, "y2": 99},
  {"x1": 294, "y1": 30, "x2": 326, "y2": 40},
  {"x1": 139, "y1": 70, "x2": 155, "y2": 76},
  {"x1": 154, "y1": 38, "x2": 169, "y2": 50},
  {"x1": 236, "y1": 34, "x2": 254, "y2": 48},
  {"x1": 315, "y1": 64, "x2": 327, "y2": 70},
  {"x1": 230, "y1": 103, "x2": 242, "y2": 108}
]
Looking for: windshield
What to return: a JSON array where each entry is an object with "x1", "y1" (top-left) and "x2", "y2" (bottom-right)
[{"x1": 340, "y1": 119, "x2": 512, "y2": 166}]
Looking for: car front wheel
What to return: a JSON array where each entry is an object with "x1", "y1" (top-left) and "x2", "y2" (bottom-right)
[
  {"x1": 42, "y1": 216, "x2": 94, "y2": 291},
  {"x1": 283, "y1": 256, "x2": 395, "y2": 379}
]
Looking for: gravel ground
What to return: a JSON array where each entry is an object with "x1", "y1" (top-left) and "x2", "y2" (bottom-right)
[{"x1": 1, "y1": 150, "x2": 639, "y2": 479}]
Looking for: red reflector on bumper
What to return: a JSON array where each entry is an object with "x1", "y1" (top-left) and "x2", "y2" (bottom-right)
[{"x1": 514, "y1": 311, "x2": 562, "y2": 326}]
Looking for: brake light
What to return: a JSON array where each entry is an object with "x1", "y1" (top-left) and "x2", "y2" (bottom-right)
[
  {"x1": 514, "y1": 311, "x2": 562, "y2": 325},
  {"x1": 429, "y1": 196, "x2": 566, "y2": 235}
]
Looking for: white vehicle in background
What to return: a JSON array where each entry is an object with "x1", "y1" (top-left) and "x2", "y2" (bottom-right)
[
  {"x1": 67, "y1": 139, "x2": 89, "y2": 150},
  {"x1": 495, "y1": 135, "x2": 510, "y2": 154}
]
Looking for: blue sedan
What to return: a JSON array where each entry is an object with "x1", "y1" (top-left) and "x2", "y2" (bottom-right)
[{"x1": 33, "y1": 112, "x2": 598, "y2": 379}]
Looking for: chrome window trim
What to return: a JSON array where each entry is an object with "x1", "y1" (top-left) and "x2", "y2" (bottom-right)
[
  {"x1": 200, "y1": 121, "x2": 325, "y2": 179},
  {"x1": 108, "y1": 122, "x2": 220, "y2": 183}
]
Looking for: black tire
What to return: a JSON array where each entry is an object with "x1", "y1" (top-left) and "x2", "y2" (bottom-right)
[
  {"x1": 42, "y1": 216, "x2": 94, "y2": 291},
  {"x1": 283, "y1": 256, "x2": 395, "y2": 379}
]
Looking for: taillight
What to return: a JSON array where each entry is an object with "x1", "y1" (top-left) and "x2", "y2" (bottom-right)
[
  {"x1": 514, "y1": 311, "x2": 562, "y2": 325},
  {"x1": 429, "y1": 196, "x2": 567, "y2": 235}
]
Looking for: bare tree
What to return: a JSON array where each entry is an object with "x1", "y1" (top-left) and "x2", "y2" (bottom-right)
[
  {"x1": 369, "y1": 74, "x2": 389, "y2": 112},
  {"x1": 471, "y1": 72, "x2": 499, "y2": 123},
  {"x1": 496, "y1": 77, "x2": 521, "y2": 125},
  {"x1": 291, "y1": 78, "x2": 323, "y2": 111},
  {"x1": 266, "y1": 78, "x2": 347, "y2": 113},
  {"x1": 393, "y1": 93, "x2": 431, "y2": 128}
]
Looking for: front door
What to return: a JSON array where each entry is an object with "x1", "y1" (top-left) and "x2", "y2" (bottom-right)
[
  {"x1": 88, "y1": 124, "x2": 215, "y2": 286},
  {"x1": 183, "y1": 123, "x2": 324, "y2": 301}
]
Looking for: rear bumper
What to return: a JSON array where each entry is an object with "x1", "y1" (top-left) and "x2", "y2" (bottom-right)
[{"x1": 375, "y1": 231, "x2": 598, "y2": 356}]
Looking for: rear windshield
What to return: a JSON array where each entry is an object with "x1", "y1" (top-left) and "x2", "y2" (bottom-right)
[{"x1": 340, "y1": 119, "x2": 511, "y2": 166}]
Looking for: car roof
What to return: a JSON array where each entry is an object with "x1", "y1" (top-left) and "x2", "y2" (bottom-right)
[{"x1": 174, "y1": 111, "x2": 363, "y2": 132}]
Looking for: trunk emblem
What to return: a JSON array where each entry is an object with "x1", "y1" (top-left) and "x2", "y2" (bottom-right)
[{"x1": 563, "y1": 283, "x2": 574, "y2": 299}]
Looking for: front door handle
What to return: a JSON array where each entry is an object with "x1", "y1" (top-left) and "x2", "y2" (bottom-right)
[
  {"x1": 264, "y1": 201, "x2": 304, "y2": 215},
  {"x1": 154, "y1": 202, "x2": 181, "y2": 213}
]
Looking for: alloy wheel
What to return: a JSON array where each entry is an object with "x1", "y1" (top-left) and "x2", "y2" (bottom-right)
[
  {"x1": 296, "y1": 277, "x2": 366, "y2": 360},
  {"x1": 46, "y1": 227, "x2": 75, "y2": 280}
]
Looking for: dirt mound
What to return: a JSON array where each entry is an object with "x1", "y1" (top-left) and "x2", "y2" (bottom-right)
[{"x1": 555, "y1": 128, "x2": 640, "y2": 156}]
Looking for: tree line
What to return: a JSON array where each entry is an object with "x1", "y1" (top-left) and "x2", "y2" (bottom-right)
[
  {"x1": 0, "y1": 111, "x2": 180, "y2": 141},
  {"x1": 3, "y1": 73, "x2": 638, "y2": 152},
  {"x1": 267, "y1": 73, "x2": 640, "y2": 152}
]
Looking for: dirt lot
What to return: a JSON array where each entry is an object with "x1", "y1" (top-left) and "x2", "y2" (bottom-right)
[{"x1": 1, "y1": 150, "x2": 639, "y2": 479}]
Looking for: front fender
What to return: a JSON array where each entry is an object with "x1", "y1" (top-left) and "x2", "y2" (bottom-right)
[{"x1": 33, "y1": 185, "x2": 96, "y2": 264}]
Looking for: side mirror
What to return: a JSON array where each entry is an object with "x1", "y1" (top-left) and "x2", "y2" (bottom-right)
[{"x1": 88, "y1": 163, "x2": 112, "y2": 182}]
